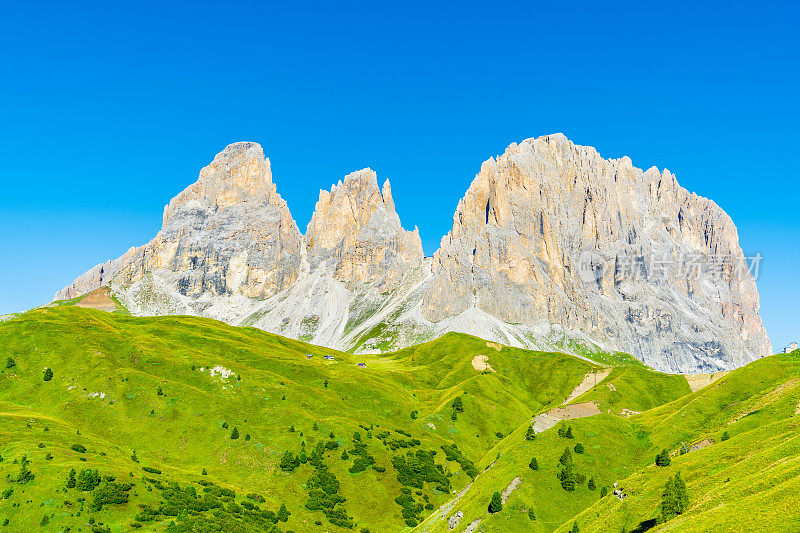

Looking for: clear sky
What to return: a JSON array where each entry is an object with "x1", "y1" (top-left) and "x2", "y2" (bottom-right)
[{"x1": 1, "y1": 1, "x2": 797, "y2": 350}]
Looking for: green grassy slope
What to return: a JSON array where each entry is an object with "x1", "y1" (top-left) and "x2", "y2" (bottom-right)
[
  {"x1": 3, "y1": 305, "x2": 797, "y2": 533},
  {"x1": 564, "y1": 350, "x2": 800, "y2": 532},
  {"x1": 0, "y1": 307, "x2": 594, "y2": 532},
  {"x1": 568, "y1": 365, "x2": 692, "y2": 415},
  {"x1": 428, "y1": 351, "x2": 800, "y2": 533}
]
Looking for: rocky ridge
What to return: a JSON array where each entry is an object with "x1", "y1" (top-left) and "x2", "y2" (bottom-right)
[{"x1": 55, "y1": 135, "x2": 771, "y2": 372}]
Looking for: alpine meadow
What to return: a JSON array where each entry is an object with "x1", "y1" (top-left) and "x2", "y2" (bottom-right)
[{"x1": 2, "y1": 2, "x2": 799, "y2": 532}]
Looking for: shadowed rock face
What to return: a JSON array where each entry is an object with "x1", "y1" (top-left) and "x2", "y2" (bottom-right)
[
  {"x1": 55, "y1": 135, "x2": 770, "y2": 372},
  {"x1": 423, "y1": 134, "x2": 770, "y2": 371}
]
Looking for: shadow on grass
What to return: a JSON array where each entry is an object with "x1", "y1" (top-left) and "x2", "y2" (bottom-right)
[{"x1": 630, "y1": 518, "x2": 658, "y2": 533}]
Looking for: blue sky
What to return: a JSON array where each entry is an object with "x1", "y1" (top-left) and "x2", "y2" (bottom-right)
[{"x1": 1, "y1": 1, "x2": 797, "y2": 350}]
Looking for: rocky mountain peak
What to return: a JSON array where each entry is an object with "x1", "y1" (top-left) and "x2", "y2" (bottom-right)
[
  {"x1": 424, "y1": 133, "x2": 769, "y2": 371},
  {"x1": 55, "y1": 135, "x2": 769, "y2": 372},
  {"x1": 305, "y1": 168, "x2": 423, "y2": 286},
  {"x1": 162, "y1": 142, "x2": 274, "y2": 224},
  {"x1": 56, "y1": 142, "x2": 302, "y2": 303}
]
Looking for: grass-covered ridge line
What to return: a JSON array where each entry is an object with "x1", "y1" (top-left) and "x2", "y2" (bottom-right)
[
  {"x1": 2, "y1": 305, "x2": 797, "y2": 532},
  {"x1": 421, "y1": 350, "x2": 800, "y2": 532},
  {"x1": 0, "y1": 306, "x2": 595, "y2": 532}
]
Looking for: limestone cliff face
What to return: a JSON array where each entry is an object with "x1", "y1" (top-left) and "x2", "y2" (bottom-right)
[
  {"x1": 305, "y1": 169, "x2": 424, "y2": 288},
  {"x1": 55, "y1": 135, "x2": 770, "y2": 372},
  {"x1": 423, "y1": 134, "x2": 770, "y2": 371},
  {"x1": 55, "y1": 142, "x2": 303, "y2": 303}
]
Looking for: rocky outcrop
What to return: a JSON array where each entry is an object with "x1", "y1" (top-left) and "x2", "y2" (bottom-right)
[
  {"x1": 56, "y1": 142, "x2": 303, "y2": 305},
  {"x1": 423, "y1": 134, "x2": 770, "y2": 371},
  {"x1": 55, "y1": 135, "x2": 770, "y2": 373},
  {"x1": 305, "y1": 169, "x2": 424, "y2": 289}
]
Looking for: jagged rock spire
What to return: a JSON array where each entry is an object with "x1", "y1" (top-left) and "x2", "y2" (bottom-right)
[{"x1": 305, "y1": 168, "x2": 423, "y2": 287}]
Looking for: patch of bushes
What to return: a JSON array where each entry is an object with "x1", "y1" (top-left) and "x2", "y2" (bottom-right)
[
  {"x1": 395, "y1": 491, "x2": 424, "y2": 527},
  {"x1": 392, "y1": 450, "x2": 450, "y2": 493},
  {"x1": 8, "y1": 455, "x2": 34, "y2": 484},
  {"x1": 304, "y1": 451, "x2": 354, "y2": 529},
  {"x1": 489, "y1": 491, "x2": 502, "y2": 513},
  {"x1": 136, "y1": 481, "x2": 283, "y2": 532},
  {"x1": 279, "y1": 451, "x2": 301, "y2": 472},
  {"x1": 441, "y1": 444, "x2": 479, "y2": 478},
  {"x1": 89, "y1": 481, "x2": 130, "y2": 511},
  {"x1": 76, "y1": 469, "x2": 102, "y2": 491}
]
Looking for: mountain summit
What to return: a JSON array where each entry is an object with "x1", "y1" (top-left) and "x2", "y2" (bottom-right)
[{"x1": 56, "y1": 135, "x2": 770, "y2": 372}]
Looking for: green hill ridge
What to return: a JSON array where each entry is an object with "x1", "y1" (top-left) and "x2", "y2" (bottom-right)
[{"x1": 0, "y1": 306, "x2": 797, "y2": 532}]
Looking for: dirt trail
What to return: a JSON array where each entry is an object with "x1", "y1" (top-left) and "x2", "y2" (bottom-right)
[
  {"x1": 564, "y1": 368, "x2": 612, "y2": 404},
  {"x1": 424, "y1": 369, "x2": 608, "y2": 530},
  {"x1": 501, "y1": 476, "x2": 521, "y2": 503},
  {"x1": 438, "y1": 483, "x2": 472, "y2": 520},
  {"x1": 690, "y1": 438, "x2": 713, "y2": 452},
  {"x1": 685, "y1": 371, "x2": 728, "y2": 392},
  {"x1": 463, "y1": 519, "x2": 481, "y2": 533},
  {"x1": 532, "y1": 402, "x2": 602, "y2": 433}
]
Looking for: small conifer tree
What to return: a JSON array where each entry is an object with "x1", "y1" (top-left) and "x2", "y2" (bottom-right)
[
  {"x1": 489, "y1": 491, "x2": 503, "y2": 513},
  {"x1": 525, "y1": 425, "x2": 536, "y2": 440},
  {"x1": 660, "y1": 472, "x2": 689, "y2": 522},
  {"x1": 277, "y1": 503, "x2": 290, "y2": 522},
  {"x1": 452, "y1": 396, "x2": 464, "y2": 412},
  {"x1": 655, "y1": 449, "x2": 671, "y2": 467},
  {"x1": 559, "y1": 447, "x2": 573, "y2": 466}
]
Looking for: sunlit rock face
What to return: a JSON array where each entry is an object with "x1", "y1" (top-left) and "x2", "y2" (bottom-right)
[
  {"x1": 423, "y1": 134, "x2": 770, "y2": 371},
  {"x1": 55, "y1": 142, "x2": 303, "y2": 304},
  {"x1": 305, "y1": 168, "x2": 424, "y2": 290},
  {"x1": 56, "y1": 135, "x2": 770, "y2": 372}
]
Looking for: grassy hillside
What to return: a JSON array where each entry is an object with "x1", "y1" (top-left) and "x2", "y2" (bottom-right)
[
  {"x1": 565, "y1": 350, "x2": 800, "y2": 532},
  {"x1": 567, "y1": 365, "x2": 692, "y2": 415},
  {"x1": 2, "y1": 305, "x2": 796, "y2": 532},
  {"x1": 0, "y1": 306, "x2": 594, "y2": 532},
  {"x1": 426, "y1": 351, "x2": 800, "y2": 533}
]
